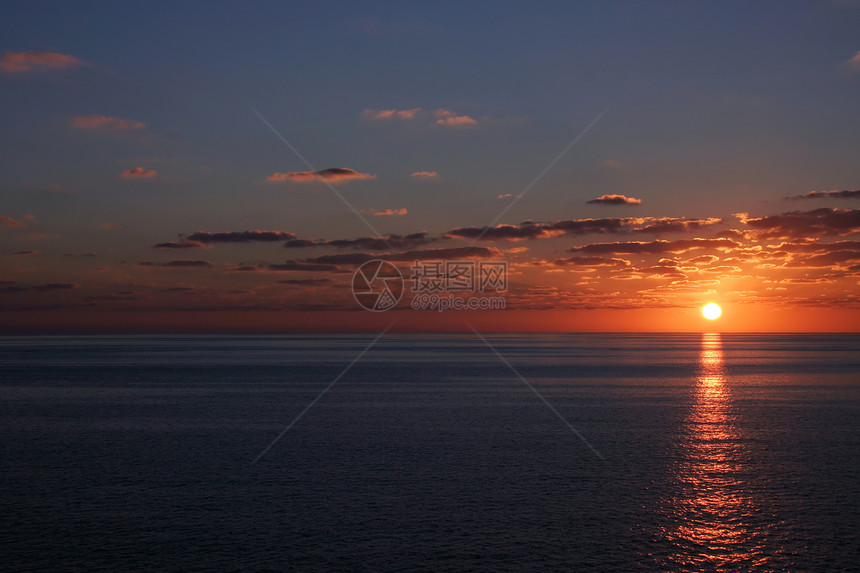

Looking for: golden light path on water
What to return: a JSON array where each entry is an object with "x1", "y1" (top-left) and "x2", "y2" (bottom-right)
[{"x1": 659, "y1": 333, "x2": 771, "y2": 571}]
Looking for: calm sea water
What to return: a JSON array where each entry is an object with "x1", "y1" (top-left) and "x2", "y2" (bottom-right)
[{"x1": 1, "y1": 333, "x2": 857, "y2": 572}]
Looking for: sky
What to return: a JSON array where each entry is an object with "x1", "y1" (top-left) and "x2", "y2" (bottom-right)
[{"x1": 1, "y1": 0, "x2": 859, "y2": 332}]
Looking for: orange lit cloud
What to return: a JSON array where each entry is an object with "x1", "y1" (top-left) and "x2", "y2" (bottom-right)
[
  {"x1": 1, "y1": 216, "x2": 27, "y2": 228},
  {"x1": 0, "y1": 51, "x2": 82, "y2": 73},
  {"x1": 70, "y1": 115, "x2": 146, "y2": 130},
  {"x1": 363, "y1": 107, "x2": 478, "y2": 127},
  {"x1": 361, "y1": 208, "x2": 407, "y2": 216},
  {"x1": 411, "y1": 170, "x2": 438, "y2": 178},
  {"x1": 362, "y1": 108, "x2": 421, "y2": 120},
  {"x1": 267, "y1": 167, "x2": 376, "y2": 183},
  {"x1": 434, "y1": 109, "x2": 477, "y2": 126},
  {"x1": 120, "y1": 167, "x2": 157, "y2": 178},
  {"x1": 100, "y1": 222, "x2": 124, "y2": 230},
  {"x1": 588, "y1": 194, "x2": 642, "y2": 205}
]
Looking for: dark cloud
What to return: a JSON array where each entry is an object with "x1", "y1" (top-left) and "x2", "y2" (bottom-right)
[
  {"x1": 282, "y1": 232, "x2": 437, "y2": 251},
  {"x1": 785, "y1": 189, "x2": 860, "y2": 200},
  {"x1": 277, "y1": 278, "x2": 334, "y2": 285},
  {"x1": 283, "y1": 239, "x2": 320, "y2": 248},
  {"x1": 268, "y1": 262, "x2": 340, "y2": 272},
  {"x1": 570, "y1": 238, "x2": 738, "y2": 255},
  {"x1": 446, "y1": 223, "x2": 550, "y2": 241},
  {"x1": 787, "y1": 250, "x2": 860, "y2": 268},
  {"x1": 267, "y1": 167, "x2": 376, "y2": 183},
  {"x1": 299, "y1": 253, "x2": 376, "y2": 265},
  {"x1": 294, "y1": 246, "x2": 498, "y2": 268},
  {"x1": 737, "y1": 208, "x2": 860, "y2": 239},
  {"x1": 139, "y1": 260, "x2": 213, "y2": 268},
  {"x1": 154, "y1": 240, "x2": 208, "y2": 250},
  {"x1": 446, "y1": 217, "x2": 722, "y2": 241},
  {"x1": 185, "y1": 230, "x2": 297, "y2": 243},
  {"x1": 0, "y1": 282, "x2": 78, "y2": 293},
  {"x1": 319, "y1": 232, "x2": 436, "y2": 251}
]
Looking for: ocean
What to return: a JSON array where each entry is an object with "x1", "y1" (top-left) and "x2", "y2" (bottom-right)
[{"x1": 1, "y1": 333, "x2": 857, "y2": 571}]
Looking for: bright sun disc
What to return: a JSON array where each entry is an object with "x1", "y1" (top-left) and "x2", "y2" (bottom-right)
[{"x1": 702, "y1": 303, "x2": 722, "y2": 320}]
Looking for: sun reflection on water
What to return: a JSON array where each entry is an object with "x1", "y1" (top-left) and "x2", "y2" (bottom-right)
[{"x1": 659, "y1": 333, "x2": 769, "y2": 571}]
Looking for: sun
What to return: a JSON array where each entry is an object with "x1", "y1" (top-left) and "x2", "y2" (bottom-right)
[{"x1": 702, "y1": 303, "x2": 722, "y2": 320}]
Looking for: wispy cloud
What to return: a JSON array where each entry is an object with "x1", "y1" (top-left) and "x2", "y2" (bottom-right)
[
  {"x1": 277, "y1": 278, "x2": 333, "y2": 286},
  {"x1": 268, "y1": 261, "x2": 339, "y2": 272},
  {"x1": 120, "y1": 167, "x2": 156, "y2": 178},
  {"x1": 100, "y1": 222, "x2": 124, "y2": 230},
  {"x1": 267, "y1": 167, "x2": 376, "y2": 183},
  {"x1": 302, "y1": 246, "x2": 498, "y2": 265},
  {"x1": 0, "y1": 216, "x2": 27, "y2": 228},
  {"x1": 587, "y1": 194, "x2": 642, "y2": 205},
  {"x1": 0, "y1": 51, "x2": 82, "y2": 74},
  {"x1": 70, "y1": 115, "x2": 146, "y2": 130},
  {"x1": 845, "y1": 50, "x2": 860, "y2": 72},
  {"x1": 410, "y1": 170, "x2": 438, "y2": 178},
  {"x1": 139, "y1": 260, "x2": 213, "y2": 268},
  {"x1": 63, "y1": 252, "x2": 100, "y2": 258},
  {"x1": 361, "y1": 207, "x2": 407, "y2": 216}
]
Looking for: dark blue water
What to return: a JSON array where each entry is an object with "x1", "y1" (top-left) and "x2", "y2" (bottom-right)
[{"x1": 1, "y1": 333, "x2": 858, "y2": 571}]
